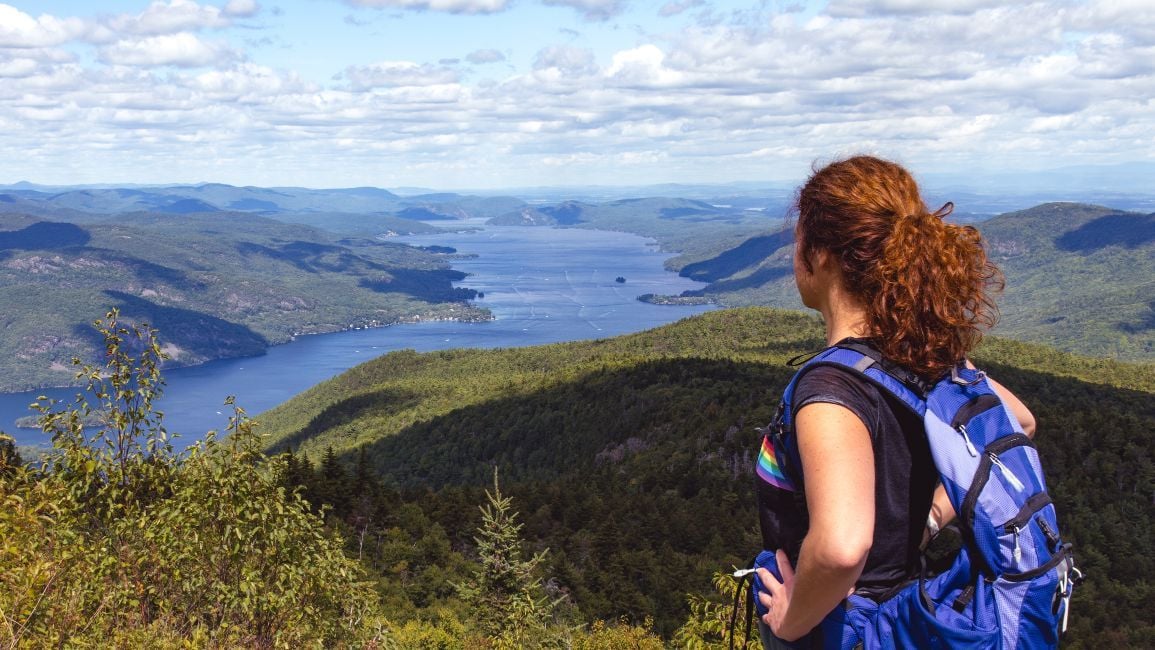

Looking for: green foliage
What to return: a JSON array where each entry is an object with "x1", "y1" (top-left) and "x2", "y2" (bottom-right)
[
  {"x1": 568, "y1": 618, "x2": 665, "y2": 650},
  {"x1": 674, "y1": 572, "x2": 762, "y2": 650},
  {"x1": 979, "y1": 203, "x2": 1155, "y2": 361},
  {"x1": 458, "y1": 469, "x2": 557, "y2": 647},
  {"x1": 261, "y1": 307, "x2": 1155, "y2": 646},
  {"x1": 0, "y1": 310, "x2": 378, "y2": 647}
]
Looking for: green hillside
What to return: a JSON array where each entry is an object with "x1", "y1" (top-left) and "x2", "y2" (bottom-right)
[
  {"x1": 259, "y1": 307, "x2": 1155, "y2": 644},
  {"x1": 0, "y1": 211, "x2": 488, "y2": 391},
  {"x1": 980, "y1": 203, "x2": 1155, "y2": 359}
]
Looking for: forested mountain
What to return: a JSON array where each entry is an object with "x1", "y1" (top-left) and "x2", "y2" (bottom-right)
[
  {"x1": 632, "y1": 203, "x2": 1155, "y2": 361},
  {"x1": 0, "y1": 211, "x2": 487, "y2": 391},
  {"x1": 260, "y1": 307, "x2": 1155, "y2": 644},
  {"x1": 980, "y1": 203, "x2": 1155, "y2": 359}
]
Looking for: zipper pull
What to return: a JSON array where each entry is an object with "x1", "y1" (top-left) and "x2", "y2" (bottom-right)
[
  {"x1": 732, "y1": 568, "x2": 757, "y2": 579},
  {"x1": 1011, "y1": 524, "x2": 1022, "y2": 563},
  {"x1": 956, "y1": 424, "x2": 979, "y2": 457},
  {"x1": 990, "y1": 453, "x2": 1026, "y2": 492}
]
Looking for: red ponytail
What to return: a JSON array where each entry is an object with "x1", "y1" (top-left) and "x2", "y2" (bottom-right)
[{"x1": 796, "y1": 156, "x2": 1003, "y2": 380}]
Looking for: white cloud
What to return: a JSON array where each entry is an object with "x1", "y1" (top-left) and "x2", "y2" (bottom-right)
[
  {"x1": 466, "y1": 48, "x2": 505, "y2": 64},
  {"x1": 344, "y1": 61, "x2": 461, "y2": 89},
  {"x1": 99, "y1": 33, "x2": 238, "y2": 68},
  {"x1": 223, "y1": 0, "x2": 262, "y2": 18},
  {"x1": 1070, "y1": 0, "x2": 1155, "y2": 45},
  {"x1": 605, "y1": 44, "x2": 683, "y2": 88},
  {"x1": 827, "y1": 0, "x2": 1009, "y2": 18},
  {"x1": 0, "y1": 4, "x2": 88, "y2": 47},
  {"x1": 532, "y1": 46, "x2": 597, "y2": 75},
  {"x1": 108, "y1": 1, "x2": 231, "y2": 36},
  {"x1": 541, "y1": 0, "x2": 626, "y2": 21},
  {"x1": 2, "y1": 0, "x2": 1155, "y2": 188},
  {"x1": 0, "y1": 56, "x2": 37, "y2": 78},
  {"x1": 658, "y1": 0, "x2": 702, "y2": 18},
  {"x1": 190, "y1": 63, "x2": 315, "y2": 99},
  {"x1": 344, "y1": 0, "x2": 510, "y2": 14}
]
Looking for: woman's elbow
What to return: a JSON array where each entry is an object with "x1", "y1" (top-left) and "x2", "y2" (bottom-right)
[
  {"x1": 1021, "y1": 414, "x2": 1037, "y2": 438},
  {"x1": 1013, "y1": 404, "x2": 1037, "y2": 438},
  {"x1": 811, "y1": 533, "x2": 871, "y2": 572}
]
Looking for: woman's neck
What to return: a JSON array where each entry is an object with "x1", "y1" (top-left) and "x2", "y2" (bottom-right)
[{"x1": 820, "y1": 286, "x2": 869, "y2": 346}]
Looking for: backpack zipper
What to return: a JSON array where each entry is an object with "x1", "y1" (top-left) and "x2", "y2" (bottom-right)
[
  {"x1": 951, "y1": 393, "x2": 1002, "y2": 457},
  {"x1": 1037, "y1": 517, "x2": 1061, "y2": 550},
  {"x1": 950, "y1": 393, "x2": 1001, "y2": 429},
  {"x1": 961, "y1": 433, "x2": 1034, "y2": 532},
  {"x1": 998, "y1": 492, "x2": 1054, "y2": 565},
  {"x1": 956, "y1": 424, "x2": 979, "y2": 457},
  {"x1": 1009, "y1": 523, "x2": 1022, "y2": 563},
  {"x1": 999, "y1": 492, "x2": 1053, "y2": 533},
  {"x1": 989, "y1": 453, "x2": 1026, "y2": 492}
]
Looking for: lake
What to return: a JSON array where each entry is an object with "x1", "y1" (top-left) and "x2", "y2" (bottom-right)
[{"x1": 2, "y1": 222, "x2": 715, "y2": 447}]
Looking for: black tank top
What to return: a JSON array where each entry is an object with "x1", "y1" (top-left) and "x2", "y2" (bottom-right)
[{"x1": 766, "y1": 364, "x2": 937, "y2": 595}]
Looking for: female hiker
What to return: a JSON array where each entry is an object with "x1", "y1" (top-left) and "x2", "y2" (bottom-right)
[{"x1": 754, "y1": 155, "x2": 1036, "y2": 648}]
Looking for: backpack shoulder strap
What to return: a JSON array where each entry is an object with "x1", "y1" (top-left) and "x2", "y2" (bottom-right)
[
  {"x1": 785, "y1": 340, "x2": 932, "y2": 422},
  {"x1": 775, "y1": 341, "x2": 933, "y2": 487}
]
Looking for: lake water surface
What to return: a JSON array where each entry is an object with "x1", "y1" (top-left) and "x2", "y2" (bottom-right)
[{"x1": 3, "y1": 223, "x2": 715, "y2": 447}]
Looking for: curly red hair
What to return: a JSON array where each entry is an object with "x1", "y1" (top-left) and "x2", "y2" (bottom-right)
[{"x1": 796, "y1": 155, "x2": 1003, "y2": 380}]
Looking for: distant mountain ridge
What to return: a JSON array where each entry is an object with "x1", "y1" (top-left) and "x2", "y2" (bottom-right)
[
  {"x1": 634, "y1": 202, "x2": 1155, "y2": 362},
  {"x1": 0, "y1": 183, "x2": 527, "y2": 230}
]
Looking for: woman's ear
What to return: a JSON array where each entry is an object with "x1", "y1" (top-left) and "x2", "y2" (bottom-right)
[{"x1": 813, "y1": 248, "x2": 835, "y2": 271}]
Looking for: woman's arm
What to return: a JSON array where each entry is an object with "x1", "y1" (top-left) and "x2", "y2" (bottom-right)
[
  {"x1": 986, "y1": 375, "x2": 1035, "y2": 437},
  {"x1": 965, "y1": 361, "x2": 1035, "y2": 437},
  {"x1": 758, "y1": 401, "x2": 875, "y2": 641}
]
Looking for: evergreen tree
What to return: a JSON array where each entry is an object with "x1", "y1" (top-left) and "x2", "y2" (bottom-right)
[
  {"x1": 459, "y1": 468, "x2": 555, "y2": 647},
  {"x1": 318, "y1": 445, "x2": 350, "y2": 516}
]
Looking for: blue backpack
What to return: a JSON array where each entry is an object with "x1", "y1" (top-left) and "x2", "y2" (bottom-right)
[{"x1": 742, "y1": 341, "x2": 1082, "y2": 649}]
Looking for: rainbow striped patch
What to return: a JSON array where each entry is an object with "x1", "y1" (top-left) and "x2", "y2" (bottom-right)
[{"x1": 757, "y1": 435, "x2": 794, "y2": 491}]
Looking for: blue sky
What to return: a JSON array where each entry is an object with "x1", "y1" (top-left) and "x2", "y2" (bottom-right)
[{"x1": 1, "y1": 0, "x2": 1153, "y2": 189}]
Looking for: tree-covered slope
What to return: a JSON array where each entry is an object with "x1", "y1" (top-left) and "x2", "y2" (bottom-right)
[
  {"x1": 0, "y1": 211, "x2": 487, "y2": 391},
  {"x1": 259, "y1": 307, "x2": 1155, "y2": 644},
  {"x1": 979, "y1": 203, "x2": 1155, "y2": 360}
]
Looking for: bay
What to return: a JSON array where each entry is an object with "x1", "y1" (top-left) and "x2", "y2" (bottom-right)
[{"x1": 2, "y1": 222, "x2": 715, "y2": 447}]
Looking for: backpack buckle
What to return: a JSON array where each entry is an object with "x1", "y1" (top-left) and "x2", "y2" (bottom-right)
[{"x1": 950, "y1": 364, "x2": 984, "y2": 386}]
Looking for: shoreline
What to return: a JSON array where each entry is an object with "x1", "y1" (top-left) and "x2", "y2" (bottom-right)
[{"x1": 0, "y1": 304, "x2": 494, "y2": 397}]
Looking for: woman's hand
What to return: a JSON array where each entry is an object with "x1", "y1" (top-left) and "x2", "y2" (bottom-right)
[{"x1": 757, "y1": 549, "x2": 799, "y2": 641}]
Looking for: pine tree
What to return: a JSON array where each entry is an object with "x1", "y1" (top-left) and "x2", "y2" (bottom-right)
[
  {"x1": 318, "y1": 445, "x2": 350, "y2": 516},
  {"x1": 459, "y1": 467, "x2": 554, "y2": 647}
]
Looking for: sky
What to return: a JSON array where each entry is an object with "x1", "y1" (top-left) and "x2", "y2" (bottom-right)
[{"x1": 0, "y1": 0, "x2": 1153, "y2": 190}]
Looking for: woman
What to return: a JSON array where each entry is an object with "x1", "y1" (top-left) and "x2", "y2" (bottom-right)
[{"x1": 755, "y1": 156, "x2": 1035, "y2": 646}]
